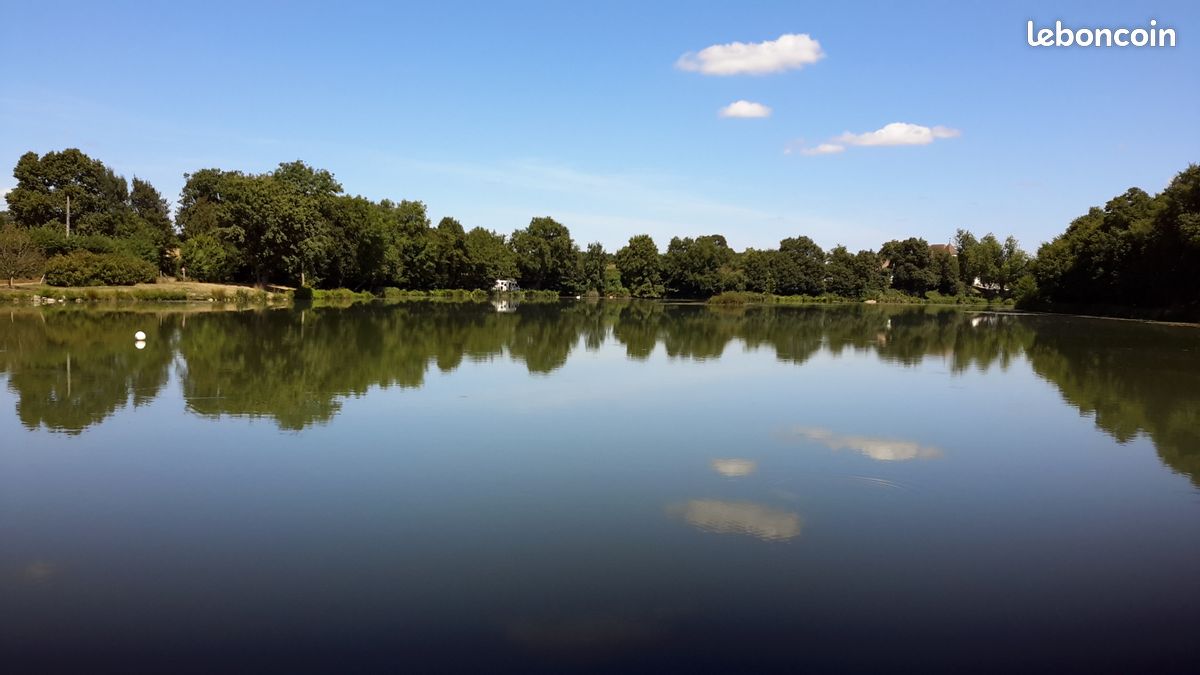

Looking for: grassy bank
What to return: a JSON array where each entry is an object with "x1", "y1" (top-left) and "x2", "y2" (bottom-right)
[
  {"x1": 0, "y1": 281, "x2": 565, "y2": 306},
  {"x1": 0, "y1": 281, "x2": 288, "y2": 305},
  {"x1": 708, "y1": 290, "x2": 1017, "y2": 308}
]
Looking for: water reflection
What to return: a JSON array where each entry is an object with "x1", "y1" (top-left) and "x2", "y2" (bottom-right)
[
  {"x1": 0, "y1": 310, "x2": 175, "y2": 434},
  {"x1": 711, "y1": 458, "x2": 757, "y2": 477},
  {"x1": 670, "y1": 499, "x2": 803, "y2": 541},
  {"x1": 786, "y1": 426, "x2": 942, "y2": 461},
  {"x1": 2, "y1": 303, "x2": 1197, "y2": 485}
]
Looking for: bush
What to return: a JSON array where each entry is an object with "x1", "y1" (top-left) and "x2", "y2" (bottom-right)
[
  {"x1": 181, "y1": 234, "x2": 241, "y2": 282},
  {"x1": 44, "y1": 251, "x2": 157, "y2": 286},
  {"x1": 708, "y1": 291, "x2": 768, "y2": 305},
  {"x1": 28, "y1": 225, "x2": 73, "y2": 257},
  {"x1": 293, "y1": 286, "x2": 314, "y2": 302}
]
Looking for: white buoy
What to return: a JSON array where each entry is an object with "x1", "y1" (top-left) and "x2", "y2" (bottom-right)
[
  {"x1": 135, "y1": 341, "x2": 146, "y2": 350},
  {"x1": 134, "y1": 331, "x2": 147, "y2": 340}
]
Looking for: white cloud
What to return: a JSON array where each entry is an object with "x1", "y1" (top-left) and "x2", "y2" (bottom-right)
[
  {"x1": 796, "y1": 143, "x2": 845, "y2": 156},
  {"x1": 677, "y1": 33, "x2": 825, "y2": 76},
  {"x1": 792, "y1": 122, "x2": 961, "y2": 156},
  {"x1": 836, "y1": 122, "x2": 961, "y2": 147},
  {"x1": 719, "y1": 100, "x2": 772, "y2": 118}
]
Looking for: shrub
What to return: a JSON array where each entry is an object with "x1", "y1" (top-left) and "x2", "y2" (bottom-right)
[
  {"x1": 44, "y1": 251, "x2": 156, "y2": 286},
  {"x1": 293, "y1": 286, "x2": 314, "y2": 302},
  {"x1": 181, "y1": 234, "x2": 241, "y2": 282},
  {"x1": 708, "y1": 291, "x2": 767, "y2": 305}
]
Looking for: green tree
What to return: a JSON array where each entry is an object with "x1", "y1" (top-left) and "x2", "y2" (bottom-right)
[
  {"x1": 614, "y1": 235, "x2": 664, "y2": 298},
  {"x1": 880, "y1": 238, "x2": 937, "y2": 295},
  {"x1": 181, "y1": 233, "x2": 242, "y2": 282},
  {"x1": 580, "y1": 242, "x2": 608, "y2": 294},
  {"x1": 740, "y1": 248, "x2": 778, "y2": 294},
  {"x1": 775, "y1": 236, "x2": 825, "y2": 296},
  {"x1": 932, "y1": 249, "x2": 960, "y2": 295},
  {"x1": 0, "y1": 225, "x2": 45, "y2": 286},
  {"x1": 129, "y1": 177, "x2": 178, "y2": 273},
  {"x1": 6, "y1": 149, "x2": 131, "y2": 233},
  {"x1": 663, "y1": 234, "x2": 734, "y2": 297},
  {"x1": 852, "y1": 250, "x2": 889, "y2": 295},
  {"x1": 464, "y1": 227, "x2": 518, "y2": 289},
  {"x1": 510, "y1": 216, "x2": 577, "y2": 291},
  {"x1": 953, "y1": 229, "x2": 980, "y2": 288},
  {"x1": 427, "y1": 217, "x2": 470, "y2": 289},
  {"x1": 822, "y1": 246, "x2": 863, "y2": 298}
]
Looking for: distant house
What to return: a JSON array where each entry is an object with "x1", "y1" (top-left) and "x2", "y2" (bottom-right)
[
  {"x1": 929, "y1": 243, "x2": 957, "y2": 256},
  {"x1": 493, "y1": 279, "x2": 520, "y2": 292}
]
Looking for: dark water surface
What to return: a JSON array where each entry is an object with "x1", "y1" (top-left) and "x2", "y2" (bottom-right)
[{"x1": 2, "y1": 301, "x2": 1198, "y2": 673}]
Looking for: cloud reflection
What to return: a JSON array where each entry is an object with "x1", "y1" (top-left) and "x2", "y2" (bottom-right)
[
  {"x1": 710, "y1": 458, "x2": 757, "y2": 477},
  {"x1": 671, "y1": 500, "x2": 802, "y2": 541},
  {"x1": 787, "y1": 426, "x2": 941, "y2": 461}
]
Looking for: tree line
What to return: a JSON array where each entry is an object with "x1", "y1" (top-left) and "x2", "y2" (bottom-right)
[{"x1": 2, "y1": 149, "x2": 1197, "y2": 313}]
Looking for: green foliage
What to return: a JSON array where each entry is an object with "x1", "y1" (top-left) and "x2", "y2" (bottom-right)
[
  {"x1": 775, "y1": 236, "x2": 825, "y2": 296},
  {"x1": 0, "y1": 225, "x2": 45, "y2": 285},
  {"x1": 463, "y1": 227, "x2": 518, "y2": 290},
  {"x1": 614, "y1": 234, "x2": 664, "y2": 298},
  {"x1": 181, "y1": 233, "x2": 242, "y2": 282},
  {"x1": 824, "y1": 246, "x2": 887, "y2": 299},
  {"x1": 44, "y1": 251, "x2": 157, "y2": 286},
  {"x1": 13, "y1": 149, "x2": 1192, "y2": 313},
  {"x1": 880, "y1": 237, "x2": 937, "y2": 295},
  {"x1": 1030, "y1": 165, "x2": 1200, "y2": 311},
  {"x1": 708, "y1": 291, "x2": 770, "y2": 305},
  {"x1": 6, "y1": 150, "x2": 175, "y2": 270},
  {"x1": 580, "y1": 242, "x2": 608, "y2": 294},
  {"x1": 740, "y1": 248, "x2": 777, "y2": 294},
  {"x1": 663, "y1": 235, "x2": 736, "y2": 297},
  {"x1": 510, "y1": 217, "x2": 578, "y2": 290}
]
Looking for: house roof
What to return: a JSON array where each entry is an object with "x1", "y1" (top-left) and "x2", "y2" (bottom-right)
[{"x1": 929, "y1": 243, "x2": 958, "y2": 255}]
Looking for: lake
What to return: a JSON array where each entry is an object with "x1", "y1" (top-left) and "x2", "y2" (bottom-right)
[{"x1": 2, "y1": 301, "x2": 1198, "y2": 673}]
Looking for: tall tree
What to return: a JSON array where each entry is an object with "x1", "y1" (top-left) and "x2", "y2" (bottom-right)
[
  {"x1": 740, "y1": 248, "x2": 778, "y2": 294},
  {"x1": 510, "y1": 216, "x2": 577, "y2": 291},
  {"x1": 775, "y1": 236, "x2": 825, "y2": 296},
  {"x1": 663, "y1": 235, "x2": 734, "y2": 297},
  {"x1": 130, "y1": 177, "x2": 177, "y2": 272},
  {"x1": 880, "y1": 238, "x2": 937, "y2": 295},
  {"x1": 614, "y1": 235, "x2": 663, "y2": 298},
  {"x1": 580, "y1": 242, "x2": 608, "y2": 294},
  {"x1": 464, "y1": 227, "x2": 517, "y2": 289},
  {"x1": 6, "y1": 149, "x2": 131, "y2": 235},
  {"x1": 427, "y1": 217, "x2": 470, "y2": 289}
]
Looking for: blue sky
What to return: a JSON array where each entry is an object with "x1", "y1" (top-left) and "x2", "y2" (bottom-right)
[{"x1": 2, "y1": 0, "x2": 1197, "y2": 252}]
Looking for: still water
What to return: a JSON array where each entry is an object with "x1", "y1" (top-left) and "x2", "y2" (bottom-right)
[{"x1": 1, "y1": 301, "x2": 1198, "y2": 673}]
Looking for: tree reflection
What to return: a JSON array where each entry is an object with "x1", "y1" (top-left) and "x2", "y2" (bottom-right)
[
  {"x1": 1, "y1": 303, "x2": 1196, "y2": 489},
  {"x1": 0, "y1": 309, "x2": 175, "y2": 434},
  {"x1": 1024, "y1": 316, "x2": 1200, "y2": 487}
]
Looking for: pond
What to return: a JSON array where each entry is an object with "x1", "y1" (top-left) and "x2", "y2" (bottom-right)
[{"x1": 1, "y1": 301, "x2": 1198, "y2": 672}]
